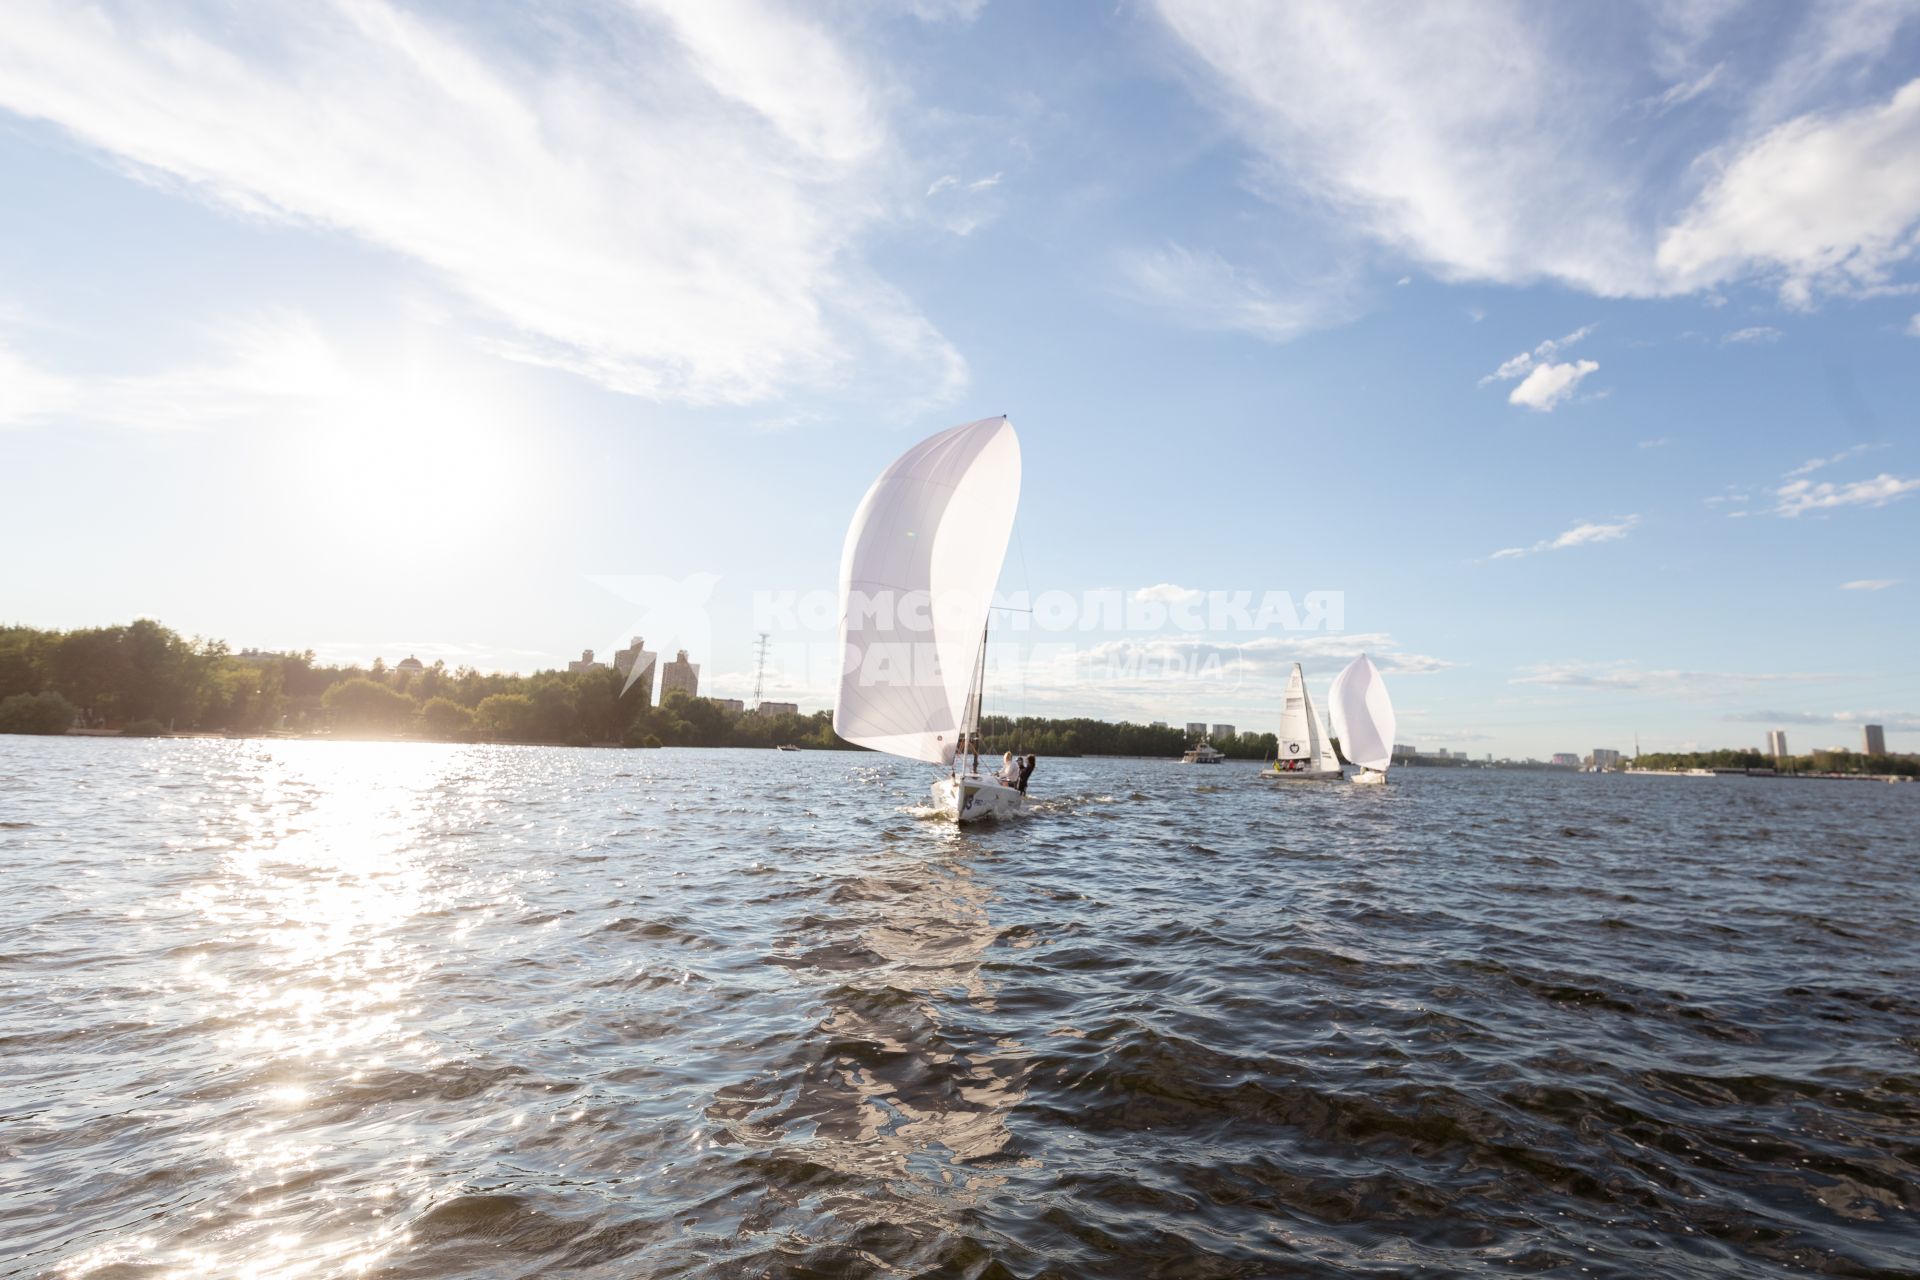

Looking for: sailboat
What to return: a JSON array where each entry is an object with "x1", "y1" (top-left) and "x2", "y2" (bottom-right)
[
  {"x1": 1261, "y1": 662, "x2": 1344, "y2": 781},
  {"x1": 1327, "y1": 653, "x2": 1397, "y2": 786},
  {"x1": 833, "y1": 416, "x2": 1027, "y2": 823}
]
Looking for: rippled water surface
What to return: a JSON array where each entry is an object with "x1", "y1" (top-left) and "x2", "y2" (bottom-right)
[{"x1": 4, "y1": 737, "x2": 1919, "y2": 1278}]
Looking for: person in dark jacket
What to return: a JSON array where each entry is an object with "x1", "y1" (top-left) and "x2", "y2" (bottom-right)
[{"x1": 1016, "y1": 754, "x2": 1036, "y2": 793}]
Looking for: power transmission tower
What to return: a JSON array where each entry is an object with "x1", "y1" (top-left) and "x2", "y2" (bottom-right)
[{"x1": 752, "y1": 633, "x2": 770, "y2": 707}]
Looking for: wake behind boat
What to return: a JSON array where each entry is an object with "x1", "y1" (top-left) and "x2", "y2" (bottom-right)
[{"x1": 832, "y1": 416, "x2": 1029, "y2": 824}]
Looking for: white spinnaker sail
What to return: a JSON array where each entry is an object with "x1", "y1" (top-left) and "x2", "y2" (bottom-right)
[
  {"x1": 834, "y1": 417, "x2": 1020, "y2": 765},
  {"x1": 1327, "y1": 654, "x2": 1396, "y2": 772}
]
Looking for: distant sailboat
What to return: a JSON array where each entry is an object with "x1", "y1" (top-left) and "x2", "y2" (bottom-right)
[
  {"x1": 1262, "y1": 662, "x2": 1344, "y2": 781},
  {"x1": 833, "y1": 416, "x2": 1028, "y2": 823},
  {"x1": 1327, "y1": 654, "x2": 1397, "y2": 786}
]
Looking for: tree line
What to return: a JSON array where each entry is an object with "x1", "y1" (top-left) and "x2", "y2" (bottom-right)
[
  {"x1": 1632, "y1": 748, "x2": 1918, "y2": 778},
  {"x1": 0, "y1": 619, "x2": 1283, "y2": 758}
]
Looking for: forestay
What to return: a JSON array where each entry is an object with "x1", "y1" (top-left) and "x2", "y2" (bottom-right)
[
  {"x1": 833, "y1": 417, "x2": 1021, "y2": 765},
  {"x1": 1327, "y1": 654, "x2": 1397, "y2": 772}
]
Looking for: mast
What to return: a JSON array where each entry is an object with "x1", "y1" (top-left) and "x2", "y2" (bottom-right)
[{"x1": 961, "y1": 622, "x2": 989, "y2": 751}]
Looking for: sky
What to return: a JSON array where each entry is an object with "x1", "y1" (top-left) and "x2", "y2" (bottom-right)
[{"x1": 2, "y1": 0, "x2": 1918, "y2": 758}]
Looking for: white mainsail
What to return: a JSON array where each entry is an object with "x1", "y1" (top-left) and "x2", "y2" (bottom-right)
[
  {"x1": 833, "y1": 417, "x2": 1020, "y2": 766},
  {"x1": 1327, "y1": 654, "x2": 1396, "y2": 772},
  {"x1": 1276, "y1": 662, "x2": 1342, "y2": 772}
]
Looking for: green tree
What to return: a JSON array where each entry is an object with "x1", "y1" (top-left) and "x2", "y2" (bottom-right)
[
  {"x1": 420, "y1": 696, "x2": 475, "y2": 739},
  {"x1": 0, "y1": 690, "x2": 77, "y2": 735},
  {"x1": 474, "y1": 693, "x2": 540, "y2": 741},
  {"x1": 322, "y1": 677, "x2": 415, "y2": 733}
]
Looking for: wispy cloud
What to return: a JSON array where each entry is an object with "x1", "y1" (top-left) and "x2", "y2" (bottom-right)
[
  {"x1": 1722, "y1": 325, "x2": 1783, "y2": 345},
  {"x1": 1479, "y1": 324, "x2": 1596, "y2": 385},
  {"x1": 1784, "y1": 443, "x2": 1878, "y2": 476},
  {"x1": 1513, "y1": 663, "x2": 1838, "y2": 695},
  {"x1": 1152, "y1": 3, "x2": 1920, "y2": 305},
  {"x1": 1841, "y1": 578, "x2": 1900, "y2": 590},
  {"x1": 1723, "y1": 708, "x2": 1920, "y2": 732},
  {"x1": 1118, "y1": 243, "x2": 1356, "y2": 343},
  {"x1": 1638, "y1": 436, "x2": 1670, "y2": 449},
  {"x1": 1, "y1": 311, "x2": 339, "y2": 431},
  {"x1": 1492, "y1": 514, "x2": 1639, "y2": 560},
  {"x1": 0, "y1": 0, "x2": 963, "y2": 408},
  {"x1": 1907, "y1": 313, "x2": 1920, "y2": 337},
  {"x1": 1645, "y1": 61, "x2": 1724, "y2": 115},
  {"x1": 1774, "y1": 472, "x2": 1920, "y2": 516}
]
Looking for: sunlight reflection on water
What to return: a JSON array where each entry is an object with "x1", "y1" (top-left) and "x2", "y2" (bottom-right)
[{"x1": 5, "y1": 737, "x2": 1919, "y2": 1279}]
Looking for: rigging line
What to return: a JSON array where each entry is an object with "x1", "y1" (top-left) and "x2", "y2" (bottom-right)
[{"x1": 1012, "y1": 510, "x2": 1031, "y2": 729}]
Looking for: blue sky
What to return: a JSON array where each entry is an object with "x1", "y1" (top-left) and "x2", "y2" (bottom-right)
[{"x1": 2, "y1": 0, "x2": 1917, "y2": 757}]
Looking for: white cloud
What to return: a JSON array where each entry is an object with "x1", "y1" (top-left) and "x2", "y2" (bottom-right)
[
  {"x1": 1638, "y1": 437, "x2": 1670, "y2": 448},
  {"x1": 1479, "y1": 324, "x2": 1596, "y2": 388},
  {"x1": 1132, "y1": 583, "x2": 1205, "y2": 605},
  {"x1": 1509, "y1": 359, "x2": 1599, "y2": 411},
  {"x1": 1512, "y1": 663, "x2": 1836, "y2": 694},
  {"x1": 1906, "y1": 312, "x2": 1920, "y2": 336},
  {"x1": 1492, "y1": 514, "x2": 1638, "y2": 559},
  {"x1": 1722, "y1": 325, "x2": 1783, "y2": 344},
  {"x1": 1841, "y1": 578, "x2": 1900, "y2": 590},
  {"x1": 1118, "y1": 243, "x2": 1355, "y2": 343},
  {"x1": 1646, "y1": 61, "x2": 1724, "y2": 114},
  {"x1": 1784, "y1": 442, "x2": 1877, "y2": 476},
  {"x1": 1724, "y1": 707, "x2": 1920, "y2": 731},
  {"x1": 0, "y1": 340, "x2": 75, "y2": 426},
  {"x1": 1152, "y1": 2, "x2": 1920, "y2": 305},
  {"x1": 1774, "y1": 472, "x2": 1920, "y2": 515},
  {"x1": 1547, "y1": 516, "x2": 1638, "y2": 549},
  {"x1": 0, "y1": 0, "x2": 963, "y2": 408},
  {"x1": 0, "y1": 311, "x2": 340, "y2": 431},
  {"x1": 1659, "y1": 78, "x2": 1920, "y2": 303}
]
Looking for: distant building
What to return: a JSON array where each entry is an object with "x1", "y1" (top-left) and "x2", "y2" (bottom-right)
[
  {"x1": 1150, "y1": 721, "x2": 1168, "y2": 729},
  {"x1": 235, "y1": 648, "x2": 279, "y2": 665},
  {"x1": 1185, "y1": 721, "x2": 1208, "y2": 738},
  {"x1": 566, "y1": 649, "x2": 603, "y2": 674},
  {"x1": 1550, "y1": 752, "x2": 1579, "y2": 767},
  {"x1": 1767, "y1": 729, "x2": 1789, "y2": 757},
  {"x1": 757, "y1": 701, "x2": 799, "y2": 717},
  {"x1": 710, "y1": 698, "x2": 745, "y2": 714},
  {"x1": 1593, "y1": 748, "x2": 1622, "y2": 769},
  {"x1": 612, "y1": 637, "x2": 657, "y2": 705},
  {"x1": 1393, "y1": 743, "x2": 1418, "y2": 757},
  {"x1": 1211, "y1": 723, "x2": 1236, "y2": 739},
  {"x1": 1864, "y1": 724, "x2": 1886, "y2": 755},
  {"x1": 395, "y1": 655, "x2": 426, "y2": 676},
  {"x1": 660, "y1": 650, "x2": 700, "y2": 700}
]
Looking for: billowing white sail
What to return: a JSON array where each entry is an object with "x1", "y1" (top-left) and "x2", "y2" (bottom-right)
[
  {"x1": 1327, "y1": 654, "x2": 1396, "y2": 772},
  {"x1": 834, "y1": 417, "x2": 1020, "y2": 765}
]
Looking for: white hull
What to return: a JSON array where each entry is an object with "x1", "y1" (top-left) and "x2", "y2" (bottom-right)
[
  {"x1": 1261, "y1": 767, "x2": 1345, "y2": 782},
  {"x1": 1351, "y1": 768, "x2": 1389, "y2": 786},
  {"x1": 932, "y1": 774, "x2": 1028, "y2": 823}
]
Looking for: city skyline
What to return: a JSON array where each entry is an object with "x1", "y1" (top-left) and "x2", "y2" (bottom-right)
[{"x1": 3, "y1": 3, "x2": 1918, "y2": 757}]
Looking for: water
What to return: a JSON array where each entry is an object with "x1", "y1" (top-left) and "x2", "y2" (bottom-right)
[{"x1": 3, "y1": 737, "x2": 1917, "y2": 1279}]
